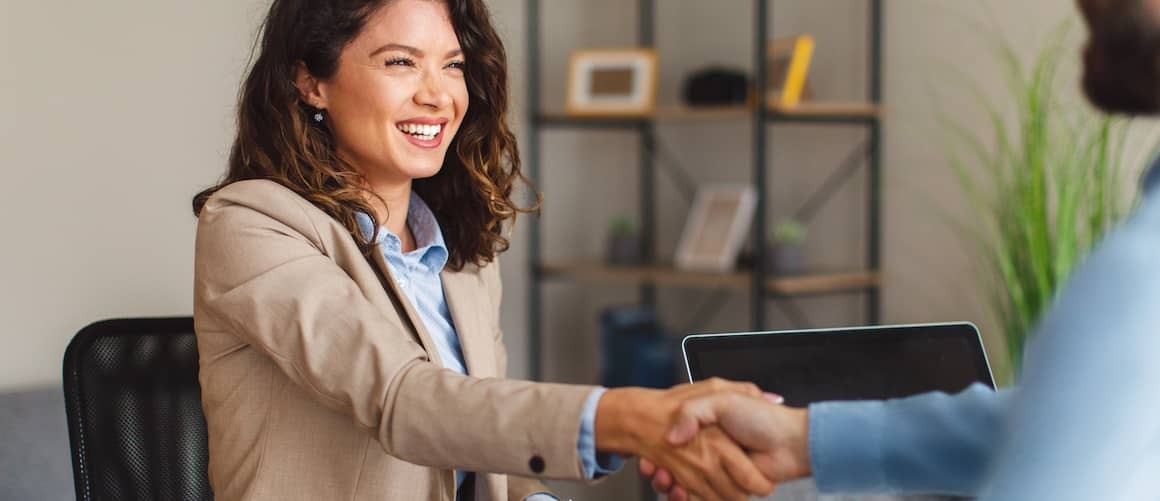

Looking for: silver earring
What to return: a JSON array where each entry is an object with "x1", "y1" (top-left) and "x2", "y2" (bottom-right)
[{"x1": 313, "y1": 111, "x2": 324, "y2": 123}]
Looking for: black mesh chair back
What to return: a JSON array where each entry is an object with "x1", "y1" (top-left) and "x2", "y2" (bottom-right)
[{"x1": 63, "y1": 317, "x2": 212, "y2": 501}]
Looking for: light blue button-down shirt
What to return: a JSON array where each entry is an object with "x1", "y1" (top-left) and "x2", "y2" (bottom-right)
[
  {"x1": 356, "y1": 193, "x2": 620, "y2": 501},
  {"x1": 808, "y1": 159, "x2": 1160, "y2": 499}
]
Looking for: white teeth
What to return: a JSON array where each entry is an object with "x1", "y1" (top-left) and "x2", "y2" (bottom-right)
[{"x1": 397, "y1": 123, "x2": 441, "y2": 140}]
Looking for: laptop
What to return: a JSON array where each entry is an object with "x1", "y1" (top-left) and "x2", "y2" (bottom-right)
[{"x1": 683, "y1": 322, "x2": 995, "y2": 407}]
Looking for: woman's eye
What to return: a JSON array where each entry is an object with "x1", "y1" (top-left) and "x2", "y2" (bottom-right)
[
  {"x1": 385, "y1": 57, "x2": 414, "y2": 67},
  {"x1": 446, "y1": 60, "x2": 466, "y2": 70}
]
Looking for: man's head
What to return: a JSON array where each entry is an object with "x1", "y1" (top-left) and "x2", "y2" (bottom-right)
[{"x1": 1078, "y1": 0, "x2": 1160, "y2": 114}]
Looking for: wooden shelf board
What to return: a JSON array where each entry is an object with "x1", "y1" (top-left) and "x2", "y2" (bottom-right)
[
  {"x1": 767, "y1": 270, "x2": 880, "y2": 295},
  {"x1": 539, "y1": 262, "x2": 749, "y2": 289},
  {"x1": 537, "y1": 112, "x2": 646, "y2": 123},
  {"x1": 538, "y1": 262, "x2": 880, "y2": 295},
  {"x1": 651, "y1": 105, "x2": 753, "y2": 121},
  {"x1": 537, "y1": 102, "x2": 880, "y2": 125},
  {"x1": 768, "y1": 101, "x2": 881, "y2": 118}
]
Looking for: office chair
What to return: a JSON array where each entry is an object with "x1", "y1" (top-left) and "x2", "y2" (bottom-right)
[{"x1": 63, "y1": 317, "x2": 212, "y2": 501}]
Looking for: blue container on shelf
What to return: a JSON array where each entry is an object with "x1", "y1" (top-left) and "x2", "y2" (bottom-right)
[{"x1": 599, "y1": 306, "x2": 678, "y2": 389}]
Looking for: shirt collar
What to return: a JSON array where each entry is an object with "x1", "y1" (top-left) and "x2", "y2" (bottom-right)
[{"x1": 354, "y1": 192, "x2": 449, "y2": 273}]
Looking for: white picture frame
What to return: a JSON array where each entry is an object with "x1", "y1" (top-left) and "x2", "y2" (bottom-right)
[
  {"x1": 675, "y1": 185, "x2": 757, "y2": 272},
  {"x1": 566, "y1": 48, "x2": 658, "y2": 116}
]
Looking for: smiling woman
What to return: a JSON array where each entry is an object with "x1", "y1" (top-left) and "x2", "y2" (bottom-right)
[
  {"x1": 187, "y1": 1, "x2": 775, "y2": 501},
  {"x1": 193, "y1": 0, "x2": 522, "y2": 268}
]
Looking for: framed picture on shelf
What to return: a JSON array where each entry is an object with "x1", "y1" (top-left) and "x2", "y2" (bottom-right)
[
  {"x1": 675, "y1": 185, "x2": 757, "y2": 272},
  {"x1": 566, "y1": 48, "x2": 658, "y2": 116},
  {"x1": 766, "y1": 35, "x2": 815, "y2": 108}
]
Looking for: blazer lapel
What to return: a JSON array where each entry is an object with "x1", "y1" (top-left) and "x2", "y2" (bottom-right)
[
  {"x1": 368, "y1": 245, "x2": 443, "y2": 368},
  {"x1": 440, "y1": 267, "x2": 496, "y2": 378}
]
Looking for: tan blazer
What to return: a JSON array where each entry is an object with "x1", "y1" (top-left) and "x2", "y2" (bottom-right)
[{"x1": 193, "y1": 180, "x2": 597, "y2": 500}]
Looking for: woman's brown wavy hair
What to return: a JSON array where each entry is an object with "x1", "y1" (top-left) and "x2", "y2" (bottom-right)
[{"x1": 192, "y1": 0, "x2": 538, "y2": 270}]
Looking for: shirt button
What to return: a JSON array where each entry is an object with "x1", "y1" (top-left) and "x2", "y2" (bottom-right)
[{"x1": 528, "y1": 455, "x2": 545, "y2": 474}]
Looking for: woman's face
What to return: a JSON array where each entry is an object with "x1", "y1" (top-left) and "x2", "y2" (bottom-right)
[{"x1": 312, "y1": 0, "x2": 468, "y2": 187}]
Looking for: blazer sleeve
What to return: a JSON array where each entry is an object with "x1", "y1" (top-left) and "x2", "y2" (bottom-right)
[
  {"x1": 808, "y1": 383, "x2": 1011, "y2": 496},
  {"x1": 485, "y1": 261, "x2": 557, "y2": 500},
  {"x1": 194, "y1": 188, "x2": 595, "y2": 480}
]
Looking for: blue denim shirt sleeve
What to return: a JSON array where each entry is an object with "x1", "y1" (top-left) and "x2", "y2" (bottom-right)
[
  {"x1": 577, "y1": 387, "x2": 626, "y2": 479},
  {"x1": 811, "y1": 171, "x2": 1160, "y2": 499},
  {"x1": 977, "y1": 190, "x2": 1160, "y2": 501},
  {"x1": 809, "y1": 383, "x2": 1009, "y2": 496}
]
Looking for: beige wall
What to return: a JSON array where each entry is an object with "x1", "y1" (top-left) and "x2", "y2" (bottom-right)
[
  {"x1": 2, "y1": 0, "x2": 1156, "y2": 495},
  {"x1": 1, "y1": 1, "x2": 269, "y2": 391}
]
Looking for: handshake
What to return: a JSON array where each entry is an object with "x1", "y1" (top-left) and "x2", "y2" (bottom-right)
[{"x1": 594, "y1": 378, "x2": 811, "y2": 501}]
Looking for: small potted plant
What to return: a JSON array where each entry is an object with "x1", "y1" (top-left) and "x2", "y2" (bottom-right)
[
  {"x1": 606, "y1": 214, "x2": 641, "y2": 266},
  {"x1": 769, "y1": 219, "x2": 807, "y2": 275}
]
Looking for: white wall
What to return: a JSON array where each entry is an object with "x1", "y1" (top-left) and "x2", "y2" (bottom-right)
[{"x1": 1, "y1": 0, "x2": 270, "y2": 391}]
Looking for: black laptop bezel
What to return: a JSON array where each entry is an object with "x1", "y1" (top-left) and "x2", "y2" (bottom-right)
[{"x1": 683, "y1": 322, "x2": 995, "y2": 393}]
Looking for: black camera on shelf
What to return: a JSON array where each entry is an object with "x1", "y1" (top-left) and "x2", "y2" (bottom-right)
[{"x1": 682, "y1": 67, "x2": 750, "y2": 106}]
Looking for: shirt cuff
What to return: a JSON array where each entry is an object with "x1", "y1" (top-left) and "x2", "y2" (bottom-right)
[
  {"x1": 578, "y1": 387, "x2": 627, "y2": 479},
  {"x1": 523, "y1": 494, "x2": 559, "y2": 501},
  {"x1": 808, "y1": 399, "x2": 889, "y2": 493}
]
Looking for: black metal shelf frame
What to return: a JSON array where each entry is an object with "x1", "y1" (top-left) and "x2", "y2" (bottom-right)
[{"x1": 525, "y1": 0, "x2": 884, "y2": 381}]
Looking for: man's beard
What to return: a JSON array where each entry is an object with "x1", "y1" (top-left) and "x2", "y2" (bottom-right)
[{"x1": 1082, "y1": 12, "x2": 1160, "y2": 115}]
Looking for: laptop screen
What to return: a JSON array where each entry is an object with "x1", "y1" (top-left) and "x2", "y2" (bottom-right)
[{"x1": 684, "y1": 323, "x2": 994, "y2": 407}]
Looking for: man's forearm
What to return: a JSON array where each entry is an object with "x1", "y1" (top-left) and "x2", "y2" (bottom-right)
[{"x1": 809, "y1": 384, "x2": 1010, "y2": 496}]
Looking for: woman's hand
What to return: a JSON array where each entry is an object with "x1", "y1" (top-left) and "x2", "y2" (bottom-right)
[
  {"x1": 594, "y1": 378, "x2": 776, "y2": 501},
  {"x1": 637, "y1": 392, "x2": 812, "y2": 501}
]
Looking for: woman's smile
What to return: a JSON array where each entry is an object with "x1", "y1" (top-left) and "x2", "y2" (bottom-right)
[{"x1": 395, "y1": 117, "x2": 448, "y2": 149}]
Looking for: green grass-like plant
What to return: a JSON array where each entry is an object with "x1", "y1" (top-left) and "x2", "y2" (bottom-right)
[{"x1": 942, "y1": 24, "x2": 1137, "y2": 381}]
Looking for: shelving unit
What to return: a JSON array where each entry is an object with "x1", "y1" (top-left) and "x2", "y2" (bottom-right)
[
  {"x1": 539, "y1": 262, "x2": 880, "y2": 296},
  {"x1": 539, "y1": 102, "x2": 881, "y2": 124},
  {"x1": 525, "y1": 0, "x2": 884, "y2": 381}
]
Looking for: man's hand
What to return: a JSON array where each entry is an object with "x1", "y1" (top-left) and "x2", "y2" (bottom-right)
[
  {"x1": 595, "y1": 378, "x2": 776, "y2": 501},
  {"x1": 637, "y1": 392, "x2": 812, "y2": 501}
]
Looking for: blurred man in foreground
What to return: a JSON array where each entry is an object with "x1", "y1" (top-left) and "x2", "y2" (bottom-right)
[{"x1": 643, "y1": 0, "x2": 1160, "y2": 499}]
